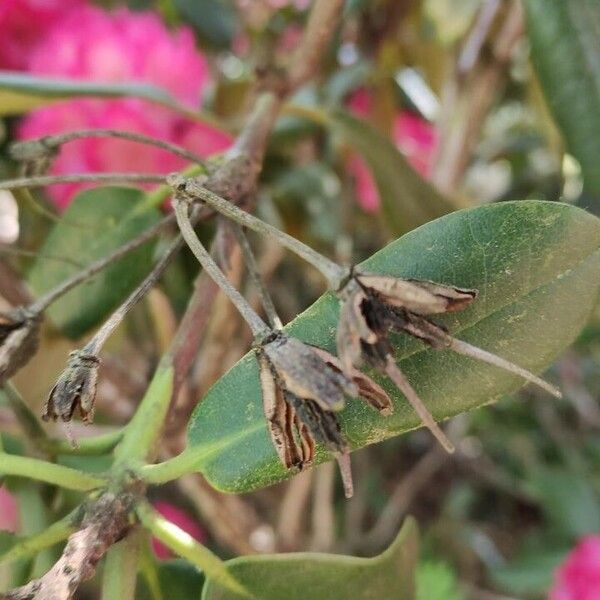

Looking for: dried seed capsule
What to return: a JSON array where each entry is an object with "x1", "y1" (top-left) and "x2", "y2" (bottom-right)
[
  {"x1": 262, "y1": 332, "x2": 356, "y2": 412},
  {"x1": 335, "y1": 270, "x2": 561, "y2": 453},
  {"x1": 257, "y1": 331, "x2": 394, "y2": 497},
  {"x1": 43, "y1": 350, "x2": 100, "y2": 424},
  {"x1": 0, "y1": 307, "x2": 41, "y2": 385}
]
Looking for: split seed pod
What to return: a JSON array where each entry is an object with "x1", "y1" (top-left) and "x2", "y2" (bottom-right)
[
  {"x1": 336, "y1": 271, "x2": 561, "y2": 453},
  {"x1": 257, "y1": 331, "x2": 393, "y2": 497},
  {"x1": 43, "y1": 350, "x2": 100, "y2": 425},
  {"x1": 0, "y1": 307, "x2": 41, "y2": 385}
]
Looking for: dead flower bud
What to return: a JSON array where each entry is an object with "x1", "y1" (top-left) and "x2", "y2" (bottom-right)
[
  {"x1": 336, "y1": 271, "x2": 561, "y2": 453},
  {"x1": 42, "y1": 350, "x2": 100, "y2": 429},
  {"x1": 0, "y1": 307, "x2": 41, "y2": 385},
  {"x1": 9, "y1": 138, "x2": 59, "y2": 176},
  {"x1": 258, "y1": 332, "x2": 394, "y2": 498}
]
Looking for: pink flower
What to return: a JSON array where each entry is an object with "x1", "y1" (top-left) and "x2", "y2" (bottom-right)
[
  {"x1": 17, "y1": 6, "x2": 231, "y2": 209},
  {"x1": 347, "y1": 90, "x2": 438, "y2": 212},
  {"x1": 0, "y1": 486, "x2": 19, "y2": 533},
  {"x1": 550, "y1": 536, "x2": 600, "y2": 600},
  {"x1": 151, "y1": 501, "x2": 206, "y2": 560},
  {"x1": 0, "y1": 0, "x2": 85, "y2": 71}
]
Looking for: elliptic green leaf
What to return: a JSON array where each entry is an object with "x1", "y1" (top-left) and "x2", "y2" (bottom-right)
[
  {"x1": 330, "y1": 109, "x2": 459, "y2": 234},
  {"x1": 28, "y1": 187, "x2": 161, "y2": 338},
  {"x1": 202, "y1": 517, "x2": 419, "y2": 600},
  {"x1": 187, "y1": 201, "x2": 600, "y2": 493},
  {"x1": 524, "y1": 0, "x2": 600, "y2": 197}
]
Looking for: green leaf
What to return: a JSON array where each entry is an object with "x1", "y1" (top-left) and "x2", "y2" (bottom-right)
[
  {"x1": 186, "y1": 201, "x2": 600, "y2": 493},
  {"x1": 174, "y1": 0, "x2": 238, "y2": 49},
  {"x1": 137, "y1": 559, "x2": 205, "y2": 600},
  {"x1": 534, "y1": 467, "x2": 600, "y2": 538},
  {"x1": 28, "y1": 187, "x2": 161, "y2": 338},
  {"x1": 490, "y1": 546, "x2": 567, "y2": 596},
  {"x1": 524, "y1": 0, "x2": 600, "y2": 197},
  {"x1": 202, "y1": 517, "x2": 419, "y2": 600},
  {"x1": 416, "y1": 561, "x2": 464, "y2": 600},
  {"x1": 0, "y1": 72, "x2": 186, "y2": 116},
  {"x1": 330, "y1": 109, "x2": 459, "y2": 234}
]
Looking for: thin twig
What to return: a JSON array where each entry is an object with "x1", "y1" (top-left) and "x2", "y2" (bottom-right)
[
  {"x1": 432, "y1": 0, "x2": 524, "y2": 195},
  {"x1": 0, "y1": 172, "x2": 167, "y2": 191},
  {"x1": 277, "y1": 470, "x2": 313, "y2": 551},
  {"x1": 457, "y1": 0, "x2": 502, "y2": 75},
  {"x1": 165, "y1": 224, "x2": 235, "y2": 407},
  {"x1": 309, "y1": 462, "x2": 336, "y2": 552},
  {"x1": 286, "y1": 0, "x2": 345, "y2": 91},
  {"x1": 11, "y1": 129, "x2": 207, "y2": 167},
  {"x1": 30, "y1": 213, "x2": 174, "y2": 313},
  {"x1": 85, "y1": 233, "x2": 184, "y2": 354},
  {"x1": 172, "y1": 177, "x2": 348, "y2": 290},
  {"x1": 173, "y1": 197, "x2": 269, "y2": 338},
  {"x1": 2, "y1": 382, "x2": 50, "y2": 454},
  {"x1": 0, "y1": 245, "x2": 85, "y2": 268},
  {"x1": 231, "y1": 223, "x2": 282, "y2": 329}
]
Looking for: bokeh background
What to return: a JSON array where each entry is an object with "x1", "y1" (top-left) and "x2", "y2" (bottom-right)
[{"x1": 0, "y1": 1, "x2": 598, "y2": 598}]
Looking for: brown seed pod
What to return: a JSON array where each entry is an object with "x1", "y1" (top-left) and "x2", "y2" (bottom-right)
[
  {"x1": 261, "y1": 332, "x2": 356, "y2": 412},
  {"x1": 43, "y1": 350, "x2": 100, "y2": 425},
  {"x1": 335, "y1": 271, "x2": 561, "y2": 454},
  {"x1": 0, "y1": 307, "x2": 42, "y2": 385},
  {"x1": 257, "y1": 331, "x2": 394, "y2": 498}
]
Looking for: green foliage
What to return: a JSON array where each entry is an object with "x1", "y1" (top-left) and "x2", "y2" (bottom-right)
[
  {"x1": 137, "y1": 559, "x2": 205, "y2": 600},
  {"x1": 524, "y1": 0, "x2": 600, "y2": 198},
  {"x1": 491, "y1": 547, "x2": 566, "y2": 597},
  {"x1": 0, "y1": 72, "x2": 184, "y2": 116},
  {"x1": 28, "y1": 187, "x2": 161, "y2": 338},
  {"x1": 416, "y1": 561, "x2": 464, "y2": 600},
  {"x1": 330, "y1": 109, "x2": 458, "y2": 234},
  {"x1": 534, "y1": 467, "x2": 600, "y2": 538},
  {"x1": 202, "y1": 517, "x2": 419, "y2": 599},
  {"x1": 186, "y1": 200, "x2": 600, "y2": 492},
  {"x1": 173, "y1": 0, "x2": 238, "y2": 48}
]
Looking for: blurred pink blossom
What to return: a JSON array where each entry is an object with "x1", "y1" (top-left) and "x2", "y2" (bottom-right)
[
  {"x1": 0, "y1": 487, "x2": 19, "y2": 533},
  {"x1": 17, "y1": 6, "x2": 231, "y2": 209},
  {"x1": 347, "y1": 89, "x2": 438, "y2": 212},
  {"x1": 549, "y1": 536, "x2": 600, "y2": 600},
  {"x1": 151, "y1": 501, "x2": 206, "y2": 560},
  {"x1": 0, "y1": 0, "x2": 85, "y2": 71}
]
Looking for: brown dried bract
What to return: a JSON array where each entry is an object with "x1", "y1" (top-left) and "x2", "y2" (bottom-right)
[
  {"x1": 0, "y1": 307, "x2": 41, "y2": 385},
  {"x1": 310, "y1": 346, "x2": 393, "y2": 416},
  {"x1": 43, "y1": 350, "x2": 100, "y2": 425}
]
